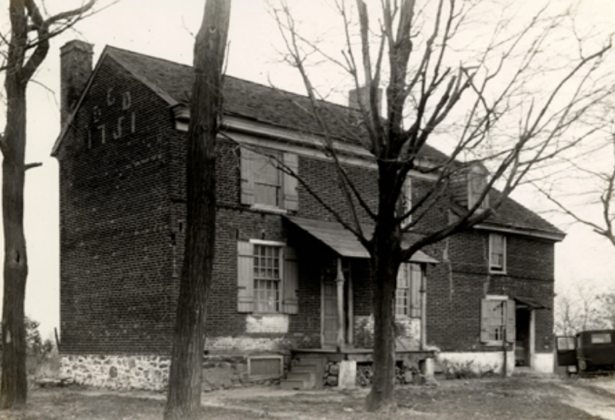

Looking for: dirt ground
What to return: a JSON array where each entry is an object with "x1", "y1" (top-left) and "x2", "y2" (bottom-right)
[{"x1": 0, "y1": 374, "x2": 613, "y2": 420}]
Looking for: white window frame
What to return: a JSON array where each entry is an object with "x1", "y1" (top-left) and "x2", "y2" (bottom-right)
[
  {"x1": 481, "y1": 295, "x2": 514, "y2": 346},
  {"x1": 399, "y1": 177, "x2": 413, "y2": 229},
  {"x1": 250, "y1": 239, "x2": 285, "y2": 314},
  {"x1": 252, "y1": 149, "x2": 283, "y2": 209},
  {"x1": 395, "y1": 263, "x2": 421, "y2": 318},
  {"x1": 489, "y1": 233, "x2": 507, "y2": 274}
]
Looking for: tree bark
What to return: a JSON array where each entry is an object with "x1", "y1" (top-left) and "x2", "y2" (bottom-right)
[
  {"x1": 163, "y1": 1, "x2": 230, "y2": 420},
  {"x1": 365, "y1": 164, "x2": 402, "y2": 412},
  {"x1": 0, "y1": 71, "x2": 29, "y2": 411},
  {"x1": 0, "y1": 0, "x2": 95, "y2": 408}
]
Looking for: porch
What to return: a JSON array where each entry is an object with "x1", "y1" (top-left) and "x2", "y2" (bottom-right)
[{"x1": 282, "y1": 347, "x2": 436, "y2": 390}]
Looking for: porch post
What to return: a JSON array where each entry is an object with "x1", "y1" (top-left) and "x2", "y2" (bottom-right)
[
  {"x1": 420, "y1": 266, "x2": 427, "y2": 350},
  {"x1": 335, "y1": 257, "x2": 345, "y2": 351},
  {"x1": 529, "y1": 309, "x2": 536, "y2": 369}
]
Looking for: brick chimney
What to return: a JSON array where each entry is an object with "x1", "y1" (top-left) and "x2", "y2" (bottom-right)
[
  {"x1": 348, "y1": 86, "x2": 382, "y2": 116},
  {"x1": 60, "y1": 40, "x2": 93, "y2": 127}
]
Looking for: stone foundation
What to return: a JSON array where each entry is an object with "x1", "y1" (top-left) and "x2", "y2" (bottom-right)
[
  {"x1": 61, "y1": 354, "x2": 170, "y2": 390},
  {"x1": 61, "y1": 352, "x2": 285, "y2": 391},
  {"x1": 324, "y1": 360, "x2": 419, "y2": 387},
  {"x1": 437, "y1": 351, "x2": 515, "y2": 377}
]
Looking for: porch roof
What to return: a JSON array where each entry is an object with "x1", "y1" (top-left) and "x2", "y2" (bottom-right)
[
  {"x1": 285, "y1": 216, "x2": 439, "y2": 264},
  {"x1": 514, "y1": 296, "x2": 550, "y2": 310}
]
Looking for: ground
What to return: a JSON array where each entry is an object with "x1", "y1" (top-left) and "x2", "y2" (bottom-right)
[{"x1": 2, "y1": 374, "x2": 613, "y2": 419}]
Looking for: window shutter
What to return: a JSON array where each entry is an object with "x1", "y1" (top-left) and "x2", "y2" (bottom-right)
[
  {"x1": 282, "y1": 245, "x2": 298, "y2": 314},
  {"x1": 401, "y1": 178, "x2": 412, "y2": 228},
  {"x1": 396, "y1": 263, "x2": 405, "y2": 288},
  {"x1": 282, "y1": 153, "x2": 299, "y2": 211},
  {"x1": 480, "y1": 299, "x2": 491, "y2": 343},
  {"x1": 506, "y1": 300, "x2": 516, "y2": 343},
  {"x1": 240, "y1": 148, "x2": 255, "y2": 205},
  {"x1": 410, "y1": 264, "x2": 422, "y2": 318},
  {"x1": 237, "y1": 241, "x2": 254, "y2": 312}
]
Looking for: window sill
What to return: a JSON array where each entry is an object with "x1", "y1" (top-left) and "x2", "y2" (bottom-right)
[
  {"x1": 248, "y1": 205, "x2": 289, "y2": 215},
  {"x1": 489, "y1": 269, "x2": 507, "y2": 276},
  {"x1": 482, "y1": 342, "x2": 513, "y2": 348}
]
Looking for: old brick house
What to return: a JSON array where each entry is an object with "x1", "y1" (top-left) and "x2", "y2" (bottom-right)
[{"x1": 52, "y1": 40, "x2": 564, "y2": 390}]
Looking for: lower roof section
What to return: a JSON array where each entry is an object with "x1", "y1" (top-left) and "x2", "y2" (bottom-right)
[{"x1": 285, "y1": 216, "x2": 438, "y2": 264}]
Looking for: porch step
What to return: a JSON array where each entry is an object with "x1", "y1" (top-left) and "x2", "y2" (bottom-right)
[
  {"x1": 280, "y1": 379, "x2": 306, "y2": 390},
  {"x1": 280, "y1": 357, "x2": 325, "y2": 390}
]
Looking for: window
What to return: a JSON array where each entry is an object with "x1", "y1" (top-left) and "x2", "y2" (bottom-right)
[
  {"x1": 467, "y1": 165, "x2": 489, "y2": 210},
  {"x1": 237, "y1": 241, "x2": 298, "y2": 314},
  {"x1": 397, "y1": 177, "x2": 412, "y2": 228},
  {"x1": 395, "y1": 263, "x2": 421, "y2": 318},
  {"x1": 253, "y1": 244, "x2": 281, "y2": 313},
  {"x1": 591, "y1": 333, "x2": 611, "y2": 344},
  {"x1": 489, "y1": 233, "x2": 506, "y2": 273},
  {"x1": 557, "y1": 336, "x2": 576, "y2": 351},
  {"x1": 240, "y1": 147, "x2": 298, "y2": 210},
  {"x1": 253, "y1": 152, "x2": 282, "y2": 207},
  {"x1": 480, "y1": 297, "x2": 515, "y2": 345}
]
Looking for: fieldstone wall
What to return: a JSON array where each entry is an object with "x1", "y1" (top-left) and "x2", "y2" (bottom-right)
[
  {"x1": 61, "y1": 353, "x2": 285, "y2": 391},
  {"x1": 324, "y1": 360, "x2": 419, "y2": 387},
  {"x1": 61, "y1": 354, "x2": 170, "y2": 390}
]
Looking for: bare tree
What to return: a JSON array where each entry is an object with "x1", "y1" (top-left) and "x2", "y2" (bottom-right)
[
  {"x1": 163, "y1": 1, "x2": 231, "y2": 419},
  {"x1": 537, "y1": 134, "x2": 615, "y2": 249},
  {"x1": 555, "y1": 284, "x2": 605, "y2": 335},
  {"x1": 0, "y1": 0, "x2": 97, "y2": 408},
  {"x1": 272, "y1": 0, "x2": 614, "y2": 411},
  {"x1": 555, "y1": 284, "x2": 615, "y2": 336}
]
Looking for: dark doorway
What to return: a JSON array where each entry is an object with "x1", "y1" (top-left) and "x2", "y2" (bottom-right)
[{"x1": 515, "y1": 309, "x2": 530, "y2": 366}]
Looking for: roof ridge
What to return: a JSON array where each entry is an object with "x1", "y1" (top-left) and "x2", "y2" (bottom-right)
[{"x1": 104, "y1": 44, "x2": 365, "y2": 114}]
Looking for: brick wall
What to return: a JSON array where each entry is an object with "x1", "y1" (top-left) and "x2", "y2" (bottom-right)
[
  {"x1": 57, "y1": 52, "x2": 557, "y2": 358},
  {"x1": 425, "y1": 230, "x2": 555, "y2": 353},
  {"x1": 58, "y1": 56, "x2": 178, "y2": 354}
]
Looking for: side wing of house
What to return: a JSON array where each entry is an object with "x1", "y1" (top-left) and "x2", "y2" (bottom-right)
[{"x1": 426, "y1": 174, "x2": 563, "y2": 374}]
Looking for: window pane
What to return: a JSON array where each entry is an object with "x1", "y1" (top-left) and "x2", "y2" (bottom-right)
[
  {"x1": 253, "y1": 245, "x2": 281, "y2": 312},
  {"x1": 591, "y1": 333, "x2": 611, "y2": 344},
  {"x1": 253, "y1": 153, "x2": 281, "y2": 206},
  {"x1": 395, "y1": 264, "x2": 410, "y2": 316},
  {"x1": 557, "y1": 336, "x2": 576, "y2": 351}
]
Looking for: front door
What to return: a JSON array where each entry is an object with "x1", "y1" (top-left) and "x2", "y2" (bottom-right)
[
  {"x1": 556, "y1": 336, "x2": 577, "y2": 367},
  {"x1": 322, "y1": 280, "x2": 338, "y2": 347},
  {"x1": 515, "y1": 309, "x2": 530, "y2": 366}
]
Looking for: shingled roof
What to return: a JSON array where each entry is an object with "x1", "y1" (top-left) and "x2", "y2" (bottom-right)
[
  {"x1": 104, "y1": 46, "x2": 450, "y2": 161},
  {"x1": 57, "y1": 45, "x2": 564, "y2": 240}
]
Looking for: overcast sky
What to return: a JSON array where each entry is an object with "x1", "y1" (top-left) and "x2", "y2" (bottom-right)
[{"x1": 1, "y1": 0, "x2": 614, "y2": 338}]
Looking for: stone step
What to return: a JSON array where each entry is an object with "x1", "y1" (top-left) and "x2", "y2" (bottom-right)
[
  {"x1": 280, "y1": 379, "x2": 306, "y2": 390},
  {"x1": 287, "y1": 371, "x2": 316, "y2": 388},
  {"x1": 292, "y1": 363, "x2": 318, "y2": 373}
]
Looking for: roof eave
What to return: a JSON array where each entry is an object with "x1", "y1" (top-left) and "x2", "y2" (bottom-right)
[{"x1": 473, "y1": 222, "x2": 566, "y2": 242}]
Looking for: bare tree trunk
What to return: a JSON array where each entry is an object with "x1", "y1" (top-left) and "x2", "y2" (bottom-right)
[
  {"x1": 366, "y1": 166, "x2": 402, "y2": 412},
  {"x1": 163, "y1": 1, "x2": 231, "y2": 419},
  {"x1": 0, "y1": 75, "x2": 28, "y2": 410}
]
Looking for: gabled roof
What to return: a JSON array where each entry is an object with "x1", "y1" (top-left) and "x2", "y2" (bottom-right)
[
  {"x1": 452, "y1": 189, "x2": 565, "y2": 240},
  {"x1": 53, "y1": 45, "x2": 564, "y2": 241},
  {"x1": 95, "y1": 46, "x2": 450, "y2": 162}
]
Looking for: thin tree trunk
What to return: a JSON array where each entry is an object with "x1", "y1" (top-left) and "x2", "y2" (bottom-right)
[
  {"x1": 0, "y1": 70, "x2": 29, "y2": 409},
  {"x1": 163, "y1": 1, "x2": 231, "y2": 419}
]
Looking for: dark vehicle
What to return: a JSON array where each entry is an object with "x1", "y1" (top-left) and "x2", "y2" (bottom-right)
[{"x1": 556, "y1": 330, "x2": 615, "y2": 374}]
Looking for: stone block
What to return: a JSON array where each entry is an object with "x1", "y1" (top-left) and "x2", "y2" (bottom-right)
[{"x1": 338, "y1": 361, "x2": 356, "y2": 389}]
